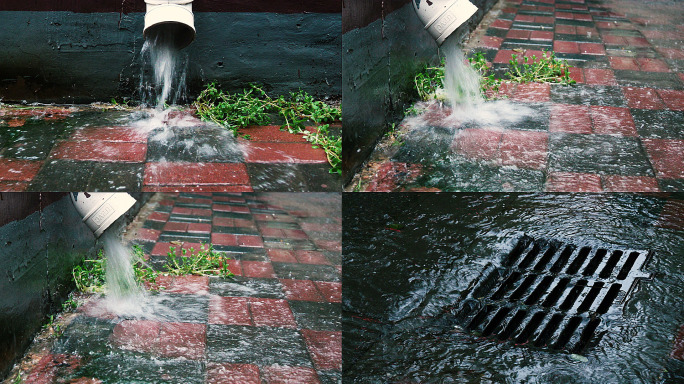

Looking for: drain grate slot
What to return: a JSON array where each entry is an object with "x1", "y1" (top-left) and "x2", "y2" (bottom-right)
[
  {"x1": 524, "y1": 275, "x2": 554, "y2": 305},
  {"x1": 456, "y1": 236, "x2": 652, "y2": 353},
  {"x1": 542, "y1": 277, "x2": 570, "y2": 308},
  {"x1": 482, "y1": 306, "x2": 512, "y2": 337},
  {"x1": 506, "y1": 235, "x2": 534, "y2": 266},
  {"x1": 519, "y1": 242, "x2": 542, "y2": 270},
  {"x1": 573, "y1": 318, "x2": 601, "y2": 353},
  {"x1": 534, "y1": 313, "x2": 564, "y2": 347},
  {"x1": 550, "y1": 245, "x2": 576, "y2": 273},
  {"x1": 498, "y1": 309, "x2": 527, "y2": 340},
  {"x1": 515, "y1": 311, "x2": 545, "y2": 344},
  {"x1": 491, "y1": 271, "x2": 522, "y2": 300},
  {"x1": 559, "y1": 279, "x2": 587, "y2": 311},
  {"x1": 599, "y1": 250, "x2": 623, "y2": 278},
  {"x1": 553, "y1": 316, "x2": 582, "y2": 349},
  {"x1": 566, "y1": 247, "x2": 591, "y2": 274},
  {"x1": 596, "y1": 283, "x2": 622, "y2": 314},
  {"x1": 509, "y1": 274, "x2": 537, "y2": 302},
  {"x1": 617, "y1": 251, "x2": 640, "y2": 280},
  {"x1": 467, "y1": 305, "x2": 493, "y2": 330},
  {"x1": 534, "y1": 241, "x2": 560, "y2": 271},
  {"x1": 583, "y1": 249, "x2": 607, "y2": 276},
  {"x1": 577, "y1": 282, "x2": 603, "y2": 313}
]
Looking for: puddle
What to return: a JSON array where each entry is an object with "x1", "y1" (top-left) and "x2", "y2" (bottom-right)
[{"x1": 343, "y1": 193, "x2": 684, "y2": 383}]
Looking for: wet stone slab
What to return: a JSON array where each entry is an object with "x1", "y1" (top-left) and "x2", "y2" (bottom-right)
[
  {"x1": 167, "y1": 213, "x2": 213, "y2": 224},
  {"x1": 74, "y1": 354, "x2": 206, "y2": 384},
  {"x1": 659, "y1": 179, "x2": 684, "y2": 192},
  {"x1": 52, "y1": 317, "x2": 116, "y2": 356},
  {"x1": 556, "y1": 54, "x2": 610, "y2": 69},
  {"x1": 631, "y1": 109, "x2": 684, "y2": 139},
  {"x1": 206, "y1": 324, "x2": 313, "y2": 367},
  {"x1": 393, "y1": 126, "x2": 460, "y2": 164},
  {"x1": 213, "y1": 211, "x2": 252, "y2": 220},
  {"x1": 144, "y1": 220, "x2": 166, "y2": 231},
  {"x1": 209, "y1": 276, "x2": 286, "y2": 299},
  {"x1": 271, "y1": 263, "x2": 340, "y2": 282},
  {"x1": 318, "y1": 370, "x2": 343, "y2": 384},
  {"x1": 246, "y1": 163, "x2": 341, "y2": 192},
  {"x1": 418, "y1": 160, "x2": 546, "y2": 192},
  {"x1": 289, "y1": 301, "x2": 341, "y2": 331},
  {"x1": 158, "y1": 230, "x2": 211, "y2": 243},
  {"x1": 323, "y1": 251, "x2": 342, "y2": 265},
  {"x1": 263, "y1": 239, "x2": 317, "y2": 250},
  {"x1": 212, "y1": 246, "x2": 268, "y2": 261},
  {"x1": 259, "y1": 221, "x2": 301, "y2": 230},
  {"x1": 28, "y1": 160, "x2": 144, "y2": 191},
  {"x1": 0, "y1": 121, "x2": 73, "y2": 160},
  {"x1": 614, "y1": 71, "x2": 684, "y2": 90},
  {"x1": 550, "y1": 85, "x2": 628, "y2": 107},
  {"x1": 148, "y1": 293, "x2": 209, "y2": 323},
  {"x1": 555, "y1": 33, "x2": 603, "y2": 43},
  {"x1": 146, "y1": 126, "x2": 244, "y2": 163},
  {"x1": 213, "y1": 226, "x2": 260, "y2": 236},
  {"x1": 605, "y1": 47, "x2": 659, "y2": 59},
  {"x1": 548, "y1": 133, "x2": 654, "y2": 176},
  {"x1": 503, "y1": 103, "x2": 551, "y2": 131}
]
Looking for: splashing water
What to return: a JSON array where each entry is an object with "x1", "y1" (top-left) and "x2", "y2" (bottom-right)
[
  {"x1": 140, "y1": 34, "x2": 188, "y2": 109},
  {"x1": 442, "y1": 37, "x2": 483, "y2": 109},
  {"x1": 100, "y1": 229, "x2": 145, "y2": 316},
  {"x1": 438, "y1": 36, "x2": 534, "y2": 127}
]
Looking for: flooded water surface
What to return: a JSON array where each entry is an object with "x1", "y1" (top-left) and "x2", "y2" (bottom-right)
[{"x1": 343, "y1": 193, "x2": 684, "y2": 383}]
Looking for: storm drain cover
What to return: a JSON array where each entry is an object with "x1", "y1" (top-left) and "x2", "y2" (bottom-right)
[{"x1": 454, "y1": 235, "x2": 652, "y2": 353}]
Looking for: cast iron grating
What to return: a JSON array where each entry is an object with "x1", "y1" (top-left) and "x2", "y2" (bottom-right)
[{"x1": 454, "y1": 235, "x2": 652, "y2": 353}]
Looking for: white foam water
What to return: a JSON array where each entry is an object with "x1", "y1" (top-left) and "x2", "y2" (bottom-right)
[
  {"x1": 139, "y1": 35, "x2": 188, "y2": 110},
  {"x1": 438, "y1": 37, "x2": 534, "y2": 127},
  {"x1": 442, "y1": 37, "x2": 484, "y2": 109},
  {"x1": 100, "y1": 229, "x2": 146, "y2": 316}
]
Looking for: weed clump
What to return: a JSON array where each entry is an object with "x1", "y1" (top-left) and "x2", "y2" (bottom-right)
[
  {"x1": 194, "y1": 83, "x2": 342, "y2": 174},
  {"x1": 414, "y1": 49, "x2": 576, "y2": 101},
  {"x1": 71, "y1": 243, "x2": 232, "y2": 293}
]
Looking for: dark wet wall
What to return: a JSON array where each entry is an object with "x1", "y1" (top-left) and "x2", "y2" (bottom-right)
[
  {"x1": 342, "y1": 0, "x2": 499, "y2": 183},
  {"x1": 0, "y1": 1, "x2": 342, "y2": 103},
  {"x1": 0, "y1": 193, "x2": 149, "y2": 379}
]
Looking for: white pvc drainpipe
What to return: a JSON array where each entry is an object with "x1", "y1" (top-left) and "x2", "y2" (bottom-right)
[
  {"x1": 71, "y1": 193, "x2": 136, "y2": 238},
  {"x1": 413, "y1": 0, "x2": 479, "y2": 45},
  {"x1": 143, "y1": 0, "x2": 196, "y2": 49}
]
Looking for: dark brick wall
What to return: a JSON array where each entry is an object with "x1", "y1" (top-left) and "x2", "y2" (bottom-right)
[
  {"x1": 0, "y1": 3, "x2": 341, "y2": 103},
  {"x1": 0, "y1": 0, "x2": 341, "y2": 13}
]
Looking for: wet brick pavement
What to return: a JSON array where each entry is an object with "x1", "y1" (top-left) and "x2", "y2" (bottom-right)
[
  {"x1": 0, "y1": 108, "x2": 340, "y2": 192},
  {"x1": 360, "y1": 0, "x2": 684, "y2": 192},
  {"x1": 23, "y1": 192, "x2": 341, "y2": 383}
]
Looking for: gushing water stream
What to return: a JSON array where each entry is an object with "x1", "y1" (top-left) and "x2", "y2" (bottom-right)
[
  {"x1": 100, "y1": 228, "x2": 146, "y2": 316},
  {"x1": 442, "y1": 37, "x2": 483, "y2": 109},
  {"x1": 439, "y1": 36, "x2": 533, "y2": 126},
  {"x1": 140, "y1": 34, "x2": 187, "y2": 109}
]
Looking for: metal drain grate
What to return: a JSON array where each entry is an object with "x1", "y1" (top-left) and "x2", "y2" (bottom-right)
[{"x1": 454, "y1": 235, "x2": 652, "y2": 353}]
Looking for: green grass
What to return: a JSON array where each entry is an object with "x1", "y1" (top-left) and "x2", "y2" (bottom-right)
[
  {"x1": 72, "y1": 243, "x2": 232, "y2": 293},
  {"x1": 42, "y1": 314, "x2": 63, "y2": 337},
  {"x1": 414, "y1": 49, "x2": 576, "y2": 101},
  {"x1": 164, "y1": 243, "x2": 234, "y2": 278},
  {"x1": 72, "y1": 250, "x2": 107, "y2": 293},
  {"x1": 194, "y1": 83, "x2": 342, "y2": 174},
  {"x1": 414, "y1": 59, "x2": 446, "y2": 101}
]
